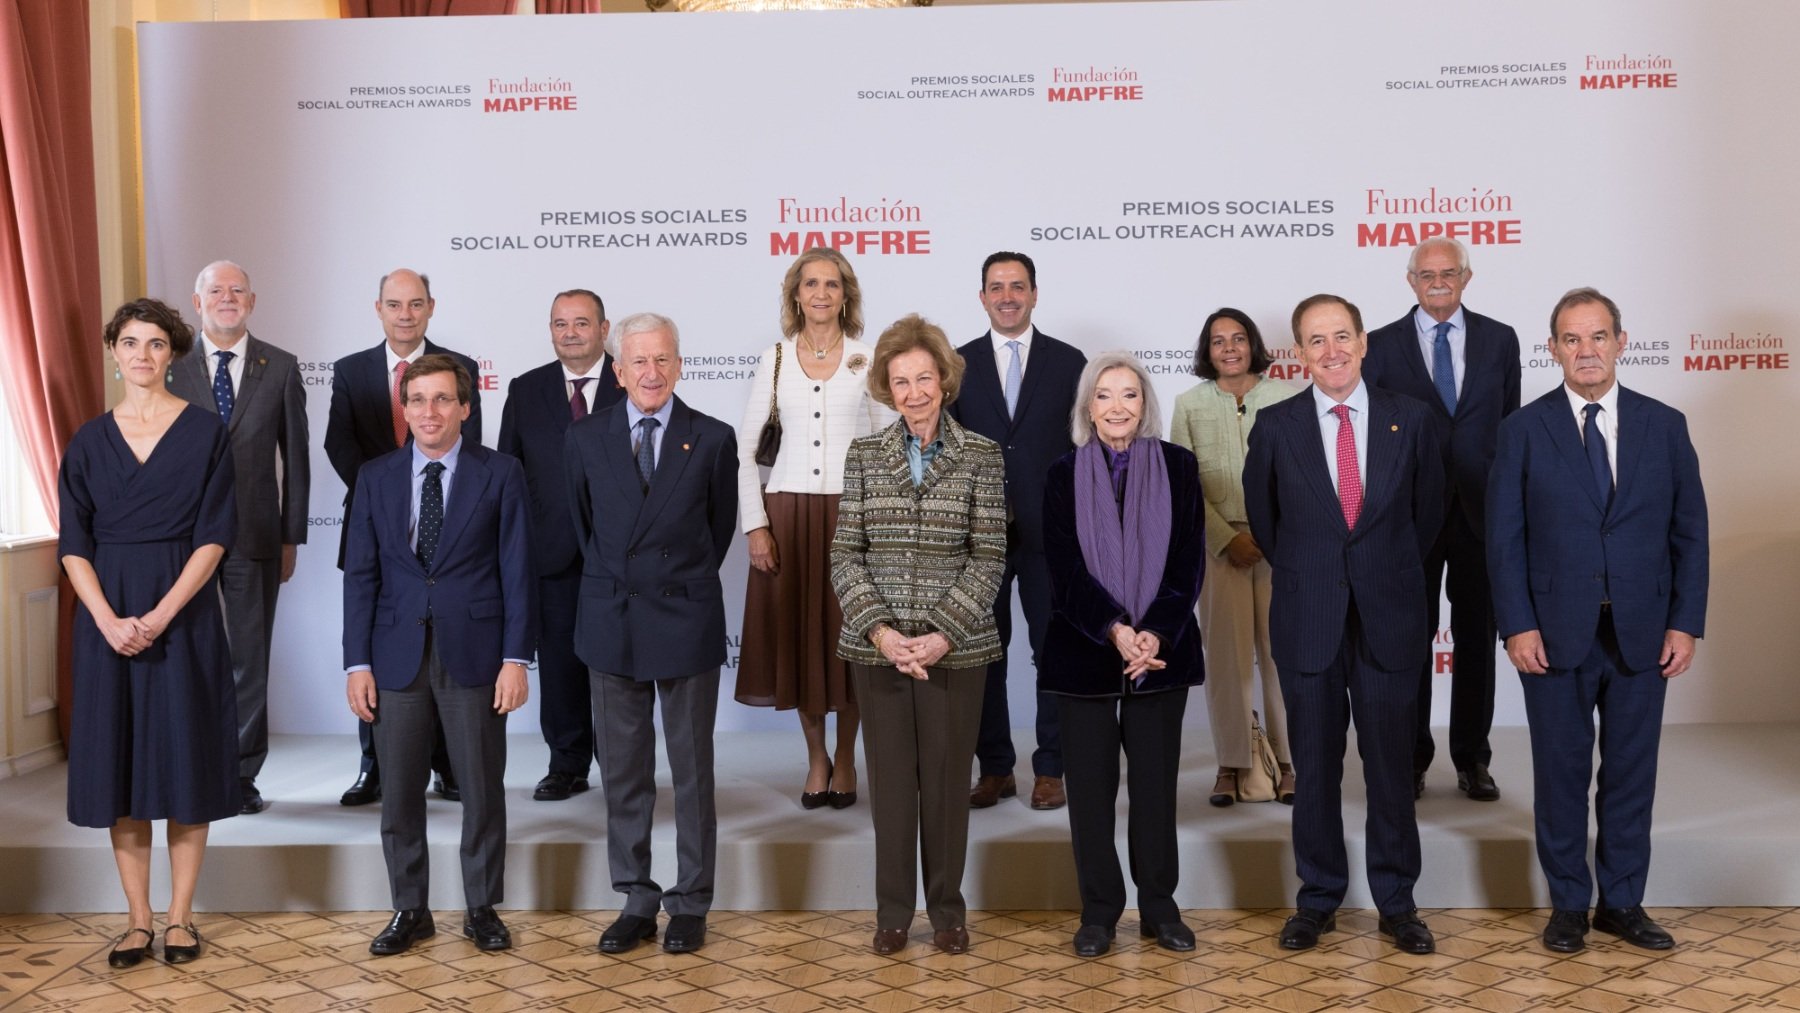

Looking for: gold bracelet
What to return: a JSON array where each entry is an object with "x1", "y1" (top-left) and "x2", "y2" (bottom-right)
[{"x1": 871, "y1": 626, "x2": 891, "y2": 652}]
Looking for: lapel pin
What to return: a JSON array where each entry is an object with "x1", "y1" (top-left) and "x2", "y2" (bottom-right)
[
  {"x1": 1390, "y1": 424, "x2": 1399, "y2": 431},
  {"x1": 682, "y1": 443, "x2": 691, "y2": 451}
]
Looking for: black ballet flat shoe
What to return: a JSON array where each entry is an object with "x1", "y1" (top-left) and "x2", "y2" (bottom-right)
[
  {"x1": 107, "y1": 927, "x2": 153, "y2": 968},
  {"x1": 163, "y1": 922, "x2": 203, "y2": 964},
  {"x1": 801, "y1": 761, "x2": 832, "y2": 810}
]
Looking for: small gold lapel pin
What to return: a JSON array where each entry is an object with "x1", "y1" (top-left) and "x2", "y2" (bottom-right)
[
  {"x1": 682, "y1": 443, "x2": 691, "y2": 451},
  {"x1": 1390, "y1": 424, "x2": 1399, "y2": 432}
]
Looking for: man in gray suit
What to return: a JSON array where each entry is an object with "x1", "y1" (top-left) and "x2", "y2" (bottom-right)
[
  {"x1": 564, "y1": 313, "x2": 738, "y2": 955},
  {"x1": 169, "y1": 260, "x2": 309, "y2": 814}
]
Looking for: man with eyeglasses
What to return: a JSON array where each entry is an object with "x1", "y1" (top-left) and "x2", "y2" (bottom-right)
[{"x1": 1365, "y1": 237, "x2": 1520, "y2": 804}]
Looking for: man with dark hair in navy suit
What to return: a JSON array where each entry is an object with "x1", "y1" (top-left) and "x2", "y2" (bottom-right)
[
  {"x1": 1365, "y1": 237, "x2": 1520, "y2": 803},
  {"x1": 497, "y1": 288, "x2": 623, "y2": 802},
  {"x1": 1245, "y1": 294, "x2": 1445, "y2": 956},
  {"x1": 1488, "y1": 287, "x2": 1707, "y2": 954}
]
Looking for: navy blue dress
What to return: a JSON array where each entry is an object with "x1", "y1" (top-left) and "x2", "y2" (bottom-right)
[{"x1": 58, "y1": 404, "x2": 241, "y2": 828}]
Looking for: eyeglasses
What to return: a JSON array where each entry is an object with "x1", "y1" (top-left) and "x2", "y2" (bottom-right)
[
  {"x1": 404, "y1": 393, "x2": 460, "y2": 410},
  {"x1": 1411, "y1": 269, "x2": 1464, "y2": 284}
]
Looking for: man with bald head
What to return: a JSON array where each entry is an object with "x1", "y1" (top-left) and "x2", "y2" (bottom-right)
[
  {"x1": 326, "y1": 268, "x2": 484, "y2": 806},
  {"x1": 168, "y1": 260, "x2": 310, "y2": 814}
]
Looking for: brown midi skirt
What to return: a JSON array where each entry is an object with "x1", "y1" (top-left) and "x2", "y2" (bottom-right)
[{"x1": 734, "y1": 492, "x2": 854, "y2": 715}]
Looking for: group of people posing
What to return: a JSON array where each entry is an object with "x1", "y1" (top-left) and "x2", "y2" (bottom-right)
[{"x1": 57, "y1": 237, "x2": 1706, "y2": 969}]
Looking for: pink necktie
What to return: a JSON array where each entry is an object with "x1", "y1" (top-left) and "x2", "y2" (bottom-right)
[{"x1": 1331, "y1": 404, "x2": 1362, "y2": 529}]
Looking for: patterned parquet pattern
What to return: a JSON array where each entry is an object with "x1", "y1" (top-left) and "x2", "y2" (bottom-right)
[{"x1": 2, "y1": 907, "x2": 1798, "y2": 1012}]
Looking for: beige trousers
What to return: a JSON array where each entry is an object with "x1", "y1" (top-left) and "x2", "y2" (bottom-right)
[{"x1": 1200, "y1": 526, "x2": 1290, "y2": 768}]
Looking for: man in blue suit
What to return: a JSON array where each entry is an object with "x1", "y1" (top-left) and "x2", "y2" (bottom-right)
[
  {"x1": 342, "y1": 355, "x2": 534, "y2": 956},
  {"x1": 565, "y1": 313, "x2": 738, "y2": 955},
  {"x1": 497, "y1": 289, "x2": 623, "y2": 802},
  {"x1": 1245, "y1": 294, "x2": 1445, "y2": 955},
  {"x1": 1365, "y1": 238, "x2": 1520, "y2": 802},
  {"x1": 1488, "y1": 287, "x2": 1707, "y2": 954}
]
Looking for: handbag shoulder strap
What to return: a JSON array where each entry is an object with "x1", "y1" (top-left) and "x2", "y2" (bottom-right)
[{"x1": 765, "y1": 342, "x2": 782, "y2": 422}]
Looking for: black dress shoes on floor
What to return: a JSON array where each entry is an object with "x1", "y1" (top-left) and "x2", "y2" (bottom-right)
[
  {"x1": 1140, "y1": 919, "x2": 1196, "y2": 952},
  {"x1": 1594, "y1": 906, "x2": 1675, "y2": 949},
  {"x1": 433, "y1": 771, "x2": 461, "y2": 802},
  {"x1": 463, "y1": 906, "x2": 512, "y2": 951},
  {"x1": 1543, "y1": 909, "x2": 1590, "y2": 952},
  {"x1": 1072, "y1": 924, "x2": 1114, "y2": 957},
  {"x1": 162, "y1": 922, "x2": 203, "y2": 964},
  {"x1": 533, "y1": 771, "x2": 590, "y2": 802},
  {"x1": 370, "y1": 909, "x2": 435, "y2": 955},
  {"x1": 340, "y1": 772, "x2": 380, "y2": 807},
  {"x1": 872, "y1": 927, "x2": 909, "y2": 954},
  {"x1": 1457, "y1": 764, "x2": 1501, "y2": 801},
  {"x1": 107, "y1": 927, "x2": 153, "y2": 968},
  {"x1": 239, "y1": 779, "x2": 267, "y2": 815},
  {"x1": 598, "y1": 913, "x2": 657, "y2": 953},
  {"x1": 1278, "y1": 908, "x2": 1336, "y2": 950},
  {"x1": 662, "y1": 914, "x2": 707, "y2": 953},
  {"x1": 1377, "y1": 911, "x2": 1436, "y2": 954}
]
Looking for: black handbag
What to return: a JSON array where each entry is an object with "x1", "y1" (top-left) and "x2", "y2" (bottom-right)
[{"x1": 753, "y1": 342, "x2": 783, "y2": 467}]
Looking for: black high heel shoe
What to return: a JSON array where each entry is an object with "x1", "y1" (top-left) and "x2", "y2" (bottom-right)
[
  {"x1": 828, "y1": 764, "x2": 858, "y2": 809},
  {"x1": 801, "y1": 760, "x2": 832, "y2": 810},
  {"x1": 108, "y1": 927, "x2": 154, "y2": 968},
  {"x1": 163, "y1": 922, "x2": 203, "y2": 964}
]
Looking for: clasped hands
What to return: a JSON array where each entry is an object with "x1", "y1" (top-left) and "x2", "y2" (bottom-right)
[
  {"x1": 97, "y1": 607, "x2": 174, "y2": 657},
  {"x1": 346, "y1": 662, "x2": 530, "y2": 722},
  {"x1": 1110, "y1": 622, "x2": 1165, "y2": 680},
  {"x1": 872, "y1": 625, "x2": 951, "y2": 680}
]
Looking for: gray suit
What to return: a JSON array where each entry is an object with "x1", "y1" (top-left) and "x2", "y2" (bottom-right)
[{"x1": 170, "y1": 333, "x2": 310, "y2": 779}]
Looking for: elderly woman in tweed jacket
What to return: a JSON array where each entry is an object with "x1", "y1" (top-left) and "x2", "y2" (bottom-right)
[{"x1": 830, "y1": 314, "x2": 1007, "y2": 958}]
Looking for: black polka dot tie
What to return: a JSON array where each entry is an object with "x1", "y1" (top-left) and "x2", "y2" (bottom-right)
[{"x1": 416, "y1": 461, "x2": 445, "y2": 569}]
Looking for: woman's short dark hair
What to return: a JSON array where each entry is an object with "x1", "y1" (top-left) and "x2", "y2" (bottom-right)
[
  {"x1": 867, "y1": 314, "x2": 965, "y2": 410},
  {"x1": 1193, "y1": 307, "x2": 1272, "y2": 379},
  {"x1": 103, "y1": 298, "x2": 195, "y2": 358}
]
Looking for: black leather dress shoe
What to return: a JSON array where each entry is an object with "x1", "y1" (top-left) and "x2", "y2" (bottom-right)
[
  {"x1": 1140, "y1": 919, "x2": 1195, "y2": 952},
  {"x1": 1543, "y1": 909, "x2": 1589, "y2": 953},
  {"x1": 662, "y1": 914, "x2": 707, "y2": 953},
  {"x1": 1278, "y1": 908, "x2": 1335, "y2": 950},
  {"x1": 1073, "y1": 924, "x2": 1114, "y2": 957},
  {"x1": 340, "y1": 772, "x2": 380, "y2": 807},
  {"x1": 1377, "y1": 911, "x2": 1436, "y2": 954},
  {"x1": 107, "y1": 927, "x2": 153, "y2": 968},
  {"x1": 433, "y1": 771, "x2": 461, "y2": 802},
  {"x1": 1593, "y1": 906, "x2": 1674, "y2": 950},
  {"x1": 533, "y1": 772, "x2": 589, "y2": 802},
  {"x1": 370, "y1": 909, "x2": 435, "y2": 955},
  {"x1": 463, "y1": 906, "x2": 512, "y2": 951},
  {"x1": 598, "y1": 913, "x2": 657, "y2": 953},
  {"x1": 1457, "y1": 764, "x2": 1501, "y2": 801},
  {"x1": 239, "y1": 779, "x2": 267, "y2": 815}
]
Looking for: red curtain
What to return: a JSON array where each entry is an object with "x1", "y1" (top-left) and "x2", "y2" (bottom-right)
[
  {"x1": 537, "y1": 0, "x2": 604, "y2": 11},
  {"x1": 341, "y1": 0, "x2": 519, "y2": 14}
]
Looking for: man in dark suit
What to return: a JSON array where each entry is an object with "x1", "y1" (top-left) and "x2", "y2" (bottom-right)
[
  {"x1": 497, "y1": 288, "x2": 623, "y2": 802},
  {"x1": 564, "y1": 312, "x2": 737, "y2": 955},
  {"x1": 1365, "y1": 237, "x2": 1520, "y2": 803},
  {"x1": 326, "y1": 268, "x2": 482, "y2": 806},
  {"x1": 342, "y1": 354, "x2": 533, "y2": 956},
  {"x1": 168, "y1": 260, "x2": 308, "y2": 814},
  {"x1": 1488, "y1": 287, "x2": 1707, "y2": 954},
  {"x1": 1245, "y1": 294, "x2": 1445, "y2": 955},
  {"x1": 949, "y1": 251, "x2": 1086, "y2": 811}
]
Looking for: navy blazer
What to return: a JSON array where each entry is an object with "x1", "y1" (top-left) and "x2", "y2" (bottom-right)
[
  {"x1": 341, "y1": 442, "x2": 535, "y2": 690},
  {"x1": 563, "y1": 396, "x2": 738, "y2": 681},
  {"x1": 948, "y1": 330, "x2": 1086, "y2": 554},
  {"x1": 1365, "y1": 307, "x2": 1520, "y2": 535},
  {"x1": 496, "y1": 357, "x2": 623, "y2": 576},
  {"x1": 1487, "y1": 385, "x2": 1708, "y2": 672},
  {"x1": 1244, "y1": 385, "x2": 1446, "y2": 674},
  {"x1": 1038, "y1": 441, "x2": 1206, "y2": 697}
]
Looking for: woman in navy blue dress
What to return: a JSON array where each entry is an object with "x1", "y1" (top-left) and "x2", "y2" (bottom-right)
[{"x1": 58, "y1": 298, "x2": 238, "y2": 968}]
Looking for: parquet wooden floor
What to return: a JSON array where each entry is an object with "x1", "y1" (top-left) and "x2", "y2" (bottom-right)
[{"x1": 3, "y1": 908, "x2": 1797, "y2": 1011}]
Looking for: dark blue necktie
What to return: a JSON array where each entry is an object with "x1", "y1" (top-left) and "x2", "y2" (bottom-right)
[
  {"x1": 635, "y1": 417, "x2": 659, "y2": 490},
  {"x1": 416, "y1": 461, "x2": 445, "y2": 569},
  {"x1": 213, "y1": 350, "x2": 236, "y2": 427},
  {"x1": 1431, "y1": 322, "x2": 1457, "y2": 414},
  {"x1": 1582, "y1": 403, "x2": 1612, "y2": 510}
]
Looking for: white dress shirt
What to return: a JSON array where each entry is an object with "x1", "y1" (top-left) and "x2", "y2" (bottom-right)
[
  {"x1": 1312, "y1": 380, "x2": 1369, "y2": 492},
  {"x1": 563, "y1": 361, "x2": 608, "y2": 413},
  {"x1": 1412, "y1": 305, "x2": 1467, "y2": 399},
  {"x1": 989, "y1": 324, "x2": 1036, "y2": 378},
  {"x1": 199, "y1": 332, "x2": 247, "y2": 394},
  {"x1": 1563, "y1": 381, "x2": 1620, "y2": 484}
]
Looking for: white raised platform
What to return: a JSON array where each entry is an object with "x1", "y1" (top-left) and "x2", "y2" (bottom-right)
[{"x1": 1, "y1": 725, "x2": 1794, "y2": 913}]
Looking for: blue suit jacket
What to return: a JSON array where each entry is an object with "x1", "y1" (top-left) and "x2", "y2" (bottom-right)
[
  {"x1": 496, "y1": 357, "x2": 623, "y2": 577},
  {"x1": 1487, "y1": 385, "x2": 1708, "y2": 672},
  {"x1": 1365, "y1": 306, "x2": 1520, "y2": 535},
  {"x1": 341, "y1": 441, "x2": 535, "y2": 690},
  {"x1": 563, "y1": 396, "x2": 738, "y2": 681},
  {"x1": 1243, "y1": 384, "x2": 1446, "y2": 674}
]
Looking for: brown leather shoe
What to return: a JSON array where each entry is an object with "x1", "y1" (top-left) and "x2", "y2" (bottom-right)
[
  {"x1": 931, "y1": 926, "x2": 969, "y2": 953},
  {"x1": 1029, "y1": 775, "x2": 1066, "y2": 810},
  {"x1": 969, "y1": 774, "x2": 1016, "y2": 808},
  {"x1": 871, "y1": 927, "x2": 908, "y2": 954}
]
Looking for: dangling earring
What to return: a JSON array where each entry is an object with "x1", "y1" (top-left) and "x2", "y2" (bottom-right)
[
  {"x1": 113, "y1": 367, "x2": 122, "y2": 380},
  {"x1": 166, "y1": 369, "x2": 174, "y2": 384}
]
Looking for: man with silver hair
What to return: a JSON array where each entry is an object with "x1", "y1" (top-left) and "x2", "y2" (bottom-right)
[
  {"x1": 564, "y1": 312, "x2": 739, "y2": 955},
  {"x1": 1365, "y1": 237, "x2": 1521, "y2": 803},
  {"x1": 167, "y1": 260, "x2": 310, "y2": 814}
]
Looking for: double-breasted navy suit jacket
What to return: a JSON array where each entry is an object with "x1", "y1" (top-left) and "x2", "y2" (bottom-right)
[
  {"x1": 496, "y1": 357, "x2": 623, "y2": 577},
  {"x1": 563, "y1": 396, "x2": 738, "y2": 681},
  {"x1": 341, "y1": 442, "x2": 535, "y2": 691},
  {"x1": 1243, "y1": 385, "x2": 1447, "y2": 675},
  {"x1": 1486, "y1": 385, "x2": 1708, "y2": 672}
]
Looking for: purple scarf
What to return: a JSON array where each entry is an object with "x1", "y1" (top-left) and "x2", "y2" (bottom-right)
[{"x1": 1073, "y1": 437, "x2": 1171, "y2": 628}]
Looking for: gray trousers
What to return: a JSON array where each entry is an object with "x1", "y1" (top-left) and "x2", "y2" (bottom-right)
[
  {"x1": 372, "y1": 630, "x2": 508, "y2": 911},
  {"x1": 591, "y1": 667, "x2": 719, "y2": 918},
  {"x1": 217, "y1": 552, "x2": 280, "y2": 779}
]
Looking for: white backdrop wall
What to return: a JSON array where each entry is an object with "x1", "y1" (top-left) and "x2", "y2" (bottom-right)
[{"x1": 136, "y1": 1, "x2": 1800, "y2": 738}]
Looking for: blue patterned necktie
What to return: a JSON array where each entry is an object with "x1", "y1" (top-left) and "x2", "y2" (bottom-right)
[
  {"x1": 635, "y1": 417, "x2": 660, "y2": 489},
  {"x1": 212, "y1": 350, "x2": 236, "y2": 427},
  {"x1": 416, "y1": 461, "x2": 445, "y2": 569},
  {"x1": 1582, "y1": 403, "x2": 1612, "y2": 511},
  {"x1": 1003, "y1": 340, "x2": 1022, "y2": 418},
  {"x1": 1431, "y1": 321, "x2": 1457, "y2": 414}
]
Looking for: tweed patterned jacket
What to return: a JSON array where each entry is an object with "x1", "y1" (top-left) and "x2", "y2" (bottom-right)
[{"x1": 830, "y1": 413, "x2": 1007, "y2": 669}]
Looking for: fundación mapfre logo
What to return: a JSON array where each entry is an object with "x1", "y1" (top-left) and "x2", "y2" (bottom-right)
[
  {"x1": 1579, "y1": 52, "x2": 1677, "y2": 90},
  {"x1": 1355, "y1": 185, "x2": 1522, "y2": 250},
  {"x1": 769, "y1": 196, "x2": 931, "y2": 257},
  {"x1": 1683, "y1": 330, "x2": 1789, "y2": 372},
  {"x1": 1046, "y1": 65, "x2": 1144, "y2": 103},
  {"x1": 482, "y1": 75, "x2": 580, "y2": 113}
]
